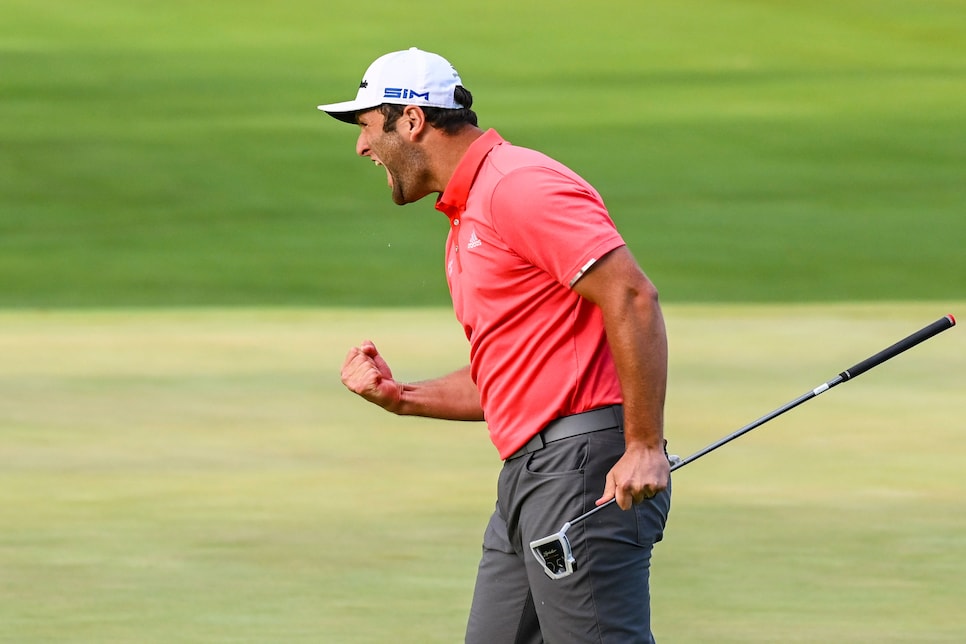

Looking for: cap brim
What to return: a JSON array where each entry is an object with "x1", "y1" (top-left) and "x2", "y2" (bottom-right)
[{"x1": 317, "y1": 99, "x2": 380, "y2": 124}]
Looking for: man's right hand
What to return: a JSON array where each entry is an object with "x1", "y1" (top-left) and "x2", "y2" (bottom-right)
[{"x1": 341, "y1": 340, "x2": 403, "y2": 412}]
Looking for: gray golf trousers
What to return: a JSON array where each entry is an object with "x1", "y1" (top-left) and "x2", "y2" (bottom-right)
[{"x1": 465, "y1": 422, "x2": 672, "y2": 644}]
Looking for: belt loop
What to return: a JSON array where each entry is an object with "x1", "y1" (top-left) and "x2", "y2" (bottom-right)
[{"x1": 529, "y1": 432, "x2": 545, "y2": 453}]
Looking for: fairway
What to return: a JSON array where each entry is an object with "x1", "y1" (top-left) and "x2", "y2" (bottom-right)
[{"x1": 0, "y1": 304, "x2": 962, "y2": 643}]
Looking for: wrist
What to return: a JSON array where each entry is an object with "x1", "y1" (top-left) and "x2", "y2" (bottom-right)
[
  {"x1": 623, "y1": 432, "x2": 665, "y2": 452},
  {"x1": 384, "y1": 382, "x2": 408, "y2": 415}
]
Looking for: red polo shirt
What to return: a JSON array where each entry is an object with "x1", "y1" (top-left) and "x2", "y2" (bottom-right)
[{"x1": 436, "y1": 129, "x2": 626, "y2": 459}]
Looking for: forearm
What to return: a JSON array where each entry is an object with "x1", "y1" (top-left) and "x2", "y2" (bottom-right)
[
  {"x1": 603, "y1": 283, "x2": 668, "y2": 449},
  {"x1": 392, "y1": 365, "x2": 485, "y2": 421}
]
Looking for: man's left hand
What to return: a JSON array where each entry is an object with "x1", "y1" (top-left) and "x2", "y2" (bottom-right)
[{"x1": 596, "y1": 444, "x2": 670, "y2": 510}]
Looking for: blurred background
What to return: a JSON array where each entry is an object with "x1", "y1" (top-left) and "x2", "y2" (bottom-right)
[{"x1": 3, "y1": 0, "x2": 963, "y2": 308}]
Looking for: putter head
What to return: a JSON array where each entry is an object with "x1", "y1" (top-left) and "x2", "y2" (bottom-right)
[{"x1": 529, "y1": 523, "x2": 576, "y2": 579}]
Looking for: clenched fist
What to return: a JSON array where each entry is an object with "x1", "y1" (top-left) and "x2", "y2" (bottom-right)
[{"x1": 340, "y1": 340, "x2": 402, "y2": 412}]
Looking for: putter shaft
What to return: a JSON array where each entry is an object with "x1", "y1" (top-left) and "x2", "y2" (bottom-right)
[{"x1": 542, "y1": 315, "x2": 957, "y2": 538}]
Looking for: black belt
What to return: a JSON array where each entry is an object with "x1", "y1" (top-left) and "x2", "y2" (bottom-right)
[{"x1": 505, "y1": 405, "x2": 623, "y2": 461}]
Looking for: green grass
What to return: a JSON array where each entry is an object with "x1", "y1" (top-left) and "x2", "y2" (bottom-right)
[
  {"x1": 0, "y1": 304, "x2": 962, "y2": 642},
  {"x1": 2, "y1": 0, "x2": 964, "y2": 307}
]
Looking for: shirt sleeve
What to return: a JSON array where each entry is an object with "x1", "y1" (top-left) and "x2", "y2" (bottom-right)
[{"x1": 489, "y1": 165, "x2": 626, "y2": 287}]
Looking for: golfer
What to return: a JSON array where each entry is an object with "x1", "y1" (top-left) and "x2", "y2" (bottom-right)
[{"x1": 322, "y1": 48, "x2": 671, "y2": 644}]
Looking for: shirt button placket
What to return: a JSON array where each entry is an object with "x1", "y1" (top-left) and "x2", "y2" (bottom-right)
[{"x1": 451, "y1": 214, "x2": 463, "y2": 272}]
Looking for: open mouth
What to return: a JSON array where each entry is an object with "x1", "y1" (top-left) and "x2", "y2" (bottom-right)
[{"x1": 372, "y1": 159, "x2": 392, "y2": 187}]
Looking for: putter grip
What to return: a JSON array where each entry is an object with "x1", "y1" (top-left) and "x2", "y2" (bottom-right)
[{"x1": 840, "y1": 314, "x2": 956, "y2": 381}]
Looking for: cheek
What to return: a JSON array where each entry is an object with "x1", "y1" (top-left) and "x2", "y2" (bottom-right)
[{"x1": 378, "y1": 139, "x2": 403, "y2": 165}]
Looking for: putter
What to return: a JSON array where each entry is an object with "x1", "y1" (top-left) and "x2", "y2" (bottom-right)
[{"x1": 530, "y1": 314, "x2": 957, "y2": 580}]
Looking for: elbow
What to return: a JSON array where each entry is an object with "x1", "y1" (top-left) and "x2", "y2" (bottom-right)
[
  {"x1": 640, "y1": 277, "x2": 660, "y2": 303},
  {"x1": 629, "y1": 274, "x2": 660, "y2": 312}
]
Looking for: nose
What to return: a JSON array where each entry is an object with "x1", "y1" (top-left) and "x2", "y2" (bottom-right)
[{"x1": 356, "y1": 130, "x2": 370, "y2": 158}]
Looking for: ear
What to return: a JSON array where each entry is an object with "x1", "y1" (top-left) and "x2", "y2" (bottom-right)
[{"x1": 401, "y1": 105, "x2": 428, "y2": 141}]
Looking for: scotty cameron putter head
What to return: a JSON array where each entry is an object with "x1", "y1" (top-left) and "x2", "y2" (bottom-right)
[{"x1": 529, "y1": 522, "x2": 575, "y2": 579}]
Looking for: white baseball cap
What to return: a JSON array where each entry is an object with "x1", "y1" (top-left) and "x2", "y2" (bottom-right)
[{"x1": 318, "y1": 47, "x2": 465, "y2": 124}]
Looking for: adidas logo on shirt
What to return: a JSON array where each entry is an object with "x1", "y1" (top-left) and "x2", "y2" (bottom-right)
[{"x1": 467, "y1": 229, "x2": 483, "y2": 250}]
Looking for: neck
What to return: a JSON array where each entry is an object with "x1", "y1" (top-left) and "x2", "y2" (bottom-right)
[{"x1": 425, "y1": 125, "x2": 486, "y2": 194}]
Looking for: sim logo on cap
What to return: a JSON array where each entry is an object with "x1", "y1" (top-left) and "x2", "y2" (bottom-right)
[{"x1": 384, "y1": 88, "x2": 431, "y2": 101}]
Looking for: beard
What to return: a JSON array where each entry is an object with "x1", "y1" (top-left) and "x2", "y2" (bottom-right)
[
  {"x1": 389, "y1": 169, "x2": 407, "y2": 205},
  {"x1": 384, "y1": 139, "x2": 431, "y2": 206}
]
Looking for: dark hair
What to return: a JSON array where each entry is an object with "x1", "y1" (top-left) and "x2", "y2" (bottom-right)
[{"x1": 379, "y1": 86, "x2": 478, "y2": 134}]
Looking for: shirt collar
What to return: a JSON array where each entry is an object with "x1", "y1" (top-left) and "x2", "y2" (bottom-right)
[{"x1": 435, "y1": 128, "x2": 506, "y2": 219}]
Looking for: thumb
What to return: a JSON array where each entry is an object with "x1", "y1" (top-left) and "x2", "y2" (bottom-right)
[{"x1": 360, "y1": 341, "x2": 393, "y2": 378}]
